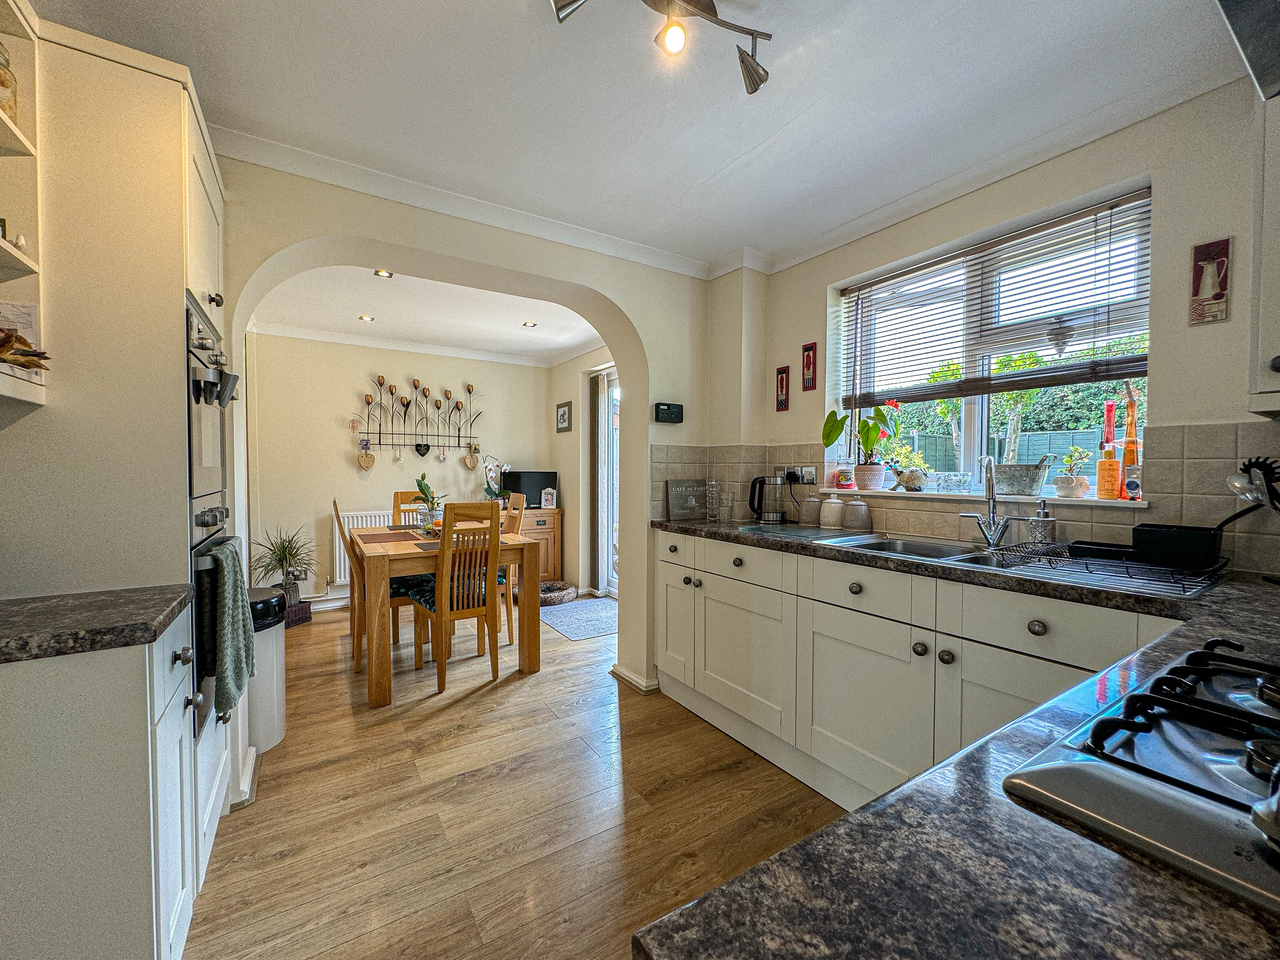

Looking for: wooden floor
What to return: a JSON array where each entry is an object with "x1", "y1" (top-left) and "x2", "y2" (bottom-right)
[{"x1": 185, "y1": 607, "x2": 842, "y2": 960}]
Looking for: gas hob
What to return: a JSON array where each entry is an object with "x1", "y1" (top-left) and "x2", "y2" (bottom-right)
[{"x1": 1005, "y1": 638, "x2": 1280, "y2": 913}]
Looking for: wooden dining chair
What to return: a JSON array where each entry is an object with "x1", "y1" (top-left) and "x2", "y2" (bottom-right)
[
  {"x1": 392, "y1": 490, "x2": 421, "y2": 525},
  {"x1": 407, "y1": 501, "x2": 502, "y2": 694},
  {"x1": 333, "y1": 499, "x2": 430, "y2": 669},
  {"x1": 497, "y1": 493, "x2": 526, "y2": 645}
]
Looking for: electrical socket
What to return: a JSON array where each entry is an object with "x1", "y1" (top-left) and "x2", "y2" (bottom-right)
[{"x1": 801, "y1": 466, "x2": 817, "y2": 484}]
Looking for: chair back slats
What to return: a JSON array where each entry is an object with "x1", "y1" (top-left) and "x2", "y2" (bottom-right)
[
  {"x1": 437, "y1": 501, "x2": 501, "y2": 618},
  {"x1": 502, "y1": 493, "x2": 527, "y2": 535},
  {"x1": 392, "y1": 490, "x2": 422, "y2": 525}
]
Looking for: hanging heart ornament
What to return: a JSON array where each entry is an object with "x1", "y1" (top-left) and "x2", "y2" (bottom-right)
[
  {"x1": 414, "y1": 443, "x2": 431, "y2": 457},
  {"x1": 357, "y1": 451, "x2": 375, "y2": 471},
  {"x1": 463, "y1": 451, "x2": 479, "y2": 471}
]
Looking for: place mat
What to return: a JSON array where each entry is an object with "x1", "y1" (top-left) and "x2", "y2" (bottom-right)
[{"x1": 360, "y1": 531, "x2": 421, "y2": 543}]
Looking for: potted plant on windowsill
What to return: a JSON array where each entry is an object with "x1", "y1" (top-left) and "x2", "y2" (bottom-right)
[
  {"x1": 853, "y1": 401, "x2": 901, "y2": 491},
  {"x1": 1052, "y1": 446, "x2": 1093, "y2": 498},
  {"x1": 249, "y1": 526, "x2": 319, "y2": 606},
  {"x1": 411, "y1": 473, "x2": 448, "y2": 528}
]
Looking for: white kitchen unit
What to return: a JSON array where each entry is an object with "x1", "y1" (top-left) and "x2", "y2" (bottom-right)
[
  {"x1": 654, "y1": 533, "x2": 1183, "y2": 811},
  {"x1": 0, "y1": 610, "x2": 210, "y2": 960},
  {"x1": 1252, "y1": 96, "x2": 1280, "y2": 414}
]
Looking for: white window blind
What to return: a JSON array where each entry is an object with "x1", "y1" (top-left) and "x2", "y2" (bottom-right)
[{"x1": 841, "y1": 190, "x2": 1151, "y2": 410}]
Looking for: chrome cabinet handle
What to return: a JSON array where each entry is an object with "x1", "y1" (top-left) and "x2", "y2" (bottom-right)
[
  {"x1": 209, "y1": 293, "x2": 224, "y2": 308},
  {"x1": 693, "y1": 579, "x2": 703, "y2": 588},
  {"x1": 911, "y1": 641, "x2": 929, "y2": 657},
  {"x1": 216, "y1": 711, "x2": 232, "y2": 725},
  {"x1": 669, "y1": 544, "x2": 678, "y2": 553},
  {"x1": 682, "y1": 576, "x2": 692, "y2": 586},
  {"x1": 938, "y1": 649, "x2": 956, "y2": 665},
  {"x1": 848, "y1": 582, "x2": 863, "y2": 595},
  {"x1": 732, "y1": 557, "x2": 744, "y2": 567},
  {"x1": 173, "y1": 646, "x2": 194, "y2": 666},
  {"x1": 1027, "y1": 619, "x2": 1049, "y2": 637},
  {"x1": 185, "y1": 691, "x2": 204, "y2": 711}
]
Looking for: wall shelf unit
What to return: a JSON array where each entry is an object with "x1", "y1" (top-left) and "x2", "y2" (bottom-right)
[
  {"x1": 0, "y1": 108, "x2": 33, "y2": 157},
  {"x1": 0, "y1": 236, "x2": 36, "y2": 281},
  {"x1": 0, "y1": 370, "x2": 44, "y2": 404}
]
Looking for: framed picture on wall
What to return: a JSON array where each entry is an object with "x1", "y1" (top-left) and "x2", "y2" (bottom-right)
[
  {"x1": 802, "y1": 342, "x2": 817, "y2": 391},
  {"x1": 1190, "y1": 237, "x2": 1231, "y2": 326},
  {"x1": 556, "y1": 400, "x2": 572, "y2": 433},
  {"x1": 776, "y1": 366, "x2": 789, "y2": 412}
]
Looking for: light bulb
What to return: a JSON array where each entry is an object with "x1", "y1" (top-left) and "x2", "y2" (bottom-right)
[{"x1": 656, "y1": 19, "x2": 686, "y2": 56}]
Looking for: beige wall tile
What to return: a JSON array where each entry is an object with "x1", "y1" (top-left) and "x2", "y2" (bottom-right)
[
  {"x1": 1238, "y1": 420, "x2": 1280, "y2": 459},
  {"x1": 650, "y1": 444, "x2": 668, "y2": 463},
  {"x1": 1142, "y1": 496, "x2": 1183, "y2": 525},
  {"x1": 1184, "y1": 459, "x2": 1238, "y2": 496},
  {"x1": 1090, "y1": 523, "x2": 1132, "y2": 545},
  {"x1": 1141, "y1": 425, "x2": 1183, "y2": 460},
  {"x1": 1234, "y1": 534, "x2": 1280, "y2": 574},
  {"x1": 1056, "y1": 520, "x2": 1091, "y2": 543},
  {"x1": 1183, "y1": 494, "x2": 1238, "y2": 527},
  {"x1": 1184, "y1": 423, "x2": 1238, "y2": 460},
  {"x1": 1142, "y1": 459, "x2": 1182, "y2": 495}
]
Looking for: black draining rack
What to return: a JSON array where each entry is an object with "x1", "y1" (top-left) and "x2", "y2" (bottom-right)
[{"x1": 988, "y1": 542, "x2": 1228, "y2": 598}]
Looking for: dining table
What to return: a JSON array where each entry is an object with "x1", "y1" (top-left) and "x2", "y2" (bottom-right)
[{"x1": 349, "y1": 524, "x2": 541, "y2": 707}]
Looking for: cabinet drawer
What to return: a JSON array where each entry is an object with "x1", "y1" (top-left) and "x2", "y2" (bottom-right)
[
  {"x1": 957, "y1": 584, "x2": 1137, "y2": 672},
  {"x1": 695, "y1": 538, "x2": 791, "y2": 592},
  {"x1": 657, "y1": 531, "x2": 692, "y2": 566},
  {"x1": 150, "y1": 607, "x2": 193, "y2": 721},
  {"x1": 809, "y1": 557, "x2": 928, "y2": 627}
]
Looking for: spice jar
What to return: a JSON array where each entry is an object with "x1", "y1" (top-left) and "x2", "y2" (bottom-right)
[{"x1": 0, "y1": 40, "x2": 16, "y2": 125}]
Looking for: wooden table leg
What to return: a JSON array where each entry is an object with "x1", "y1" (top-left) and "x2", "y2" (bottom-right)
[
  {"x1": 365, "y1": 553, "x2": 392, "y2": 707},
  {"x1": 517, "y1": 541, "x2": 540, "y2": 675}
]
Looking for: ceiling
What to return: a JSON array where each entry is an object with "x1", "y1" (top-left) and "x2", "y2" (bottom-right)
[
  {"x1": 249, "y1": 267, "x2": 605, "y2": 367},
  {"x1": 33, "y1": 1, "x2": 1246, "y2": 277}
]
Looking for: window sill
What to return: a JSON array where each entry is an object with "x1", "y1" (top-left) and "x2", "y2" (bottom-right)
[{"x1": 817, "y1": 488, "x2": 1150, "y2": 509}]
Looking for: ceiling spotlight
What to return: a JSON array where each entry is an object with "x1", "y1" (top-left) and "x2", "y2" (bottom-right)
[
  {"x1": 737, "y1": 36, "x2": 768, "y2": 95},
  {"x1": 550, "y1": 0, "x2": 592, "y2": 23},
  {"x1": 359, "y1": 315, "x2": 375, "y2": 323},
  {"x1": 553, "y1": 0, "x2": 771, "y2": 95},
  {"x1": 523, "y1": 321, "x2": 538, "y2": 328},
  {"x1": 373, "y1": 269, "x2": 393, "y2": 278},
  {"x1": 656, "y1": 17, "x2": 686, "y2": 56}
]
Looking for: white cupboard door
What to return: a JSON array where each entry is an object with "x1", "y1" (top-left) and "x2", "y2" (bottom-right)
[
  {"x1": 933, "y1": 639, "x2": 1092, "y2": 763},
  {"x1": 154, "y1": 691, "x2": 196, "y2": 960},
  {"x1": 1257, "y1": 96, "x2": 1280, "y2": 399},
  {"x1": 694, "y1": 573, "x2": 798, "y2": 745},
  {"x1": 797, "y1": 600, "x2": 935, "y2": 796},
  {"x1": 194, "y1": 712, "x2": 231, "y2": 889},
  {"x1": 655, "y1": 560, "x2": 696, "y2": 685},
  {"x1": 186, "y1": 104, "x2": 223, "y2": 330}
]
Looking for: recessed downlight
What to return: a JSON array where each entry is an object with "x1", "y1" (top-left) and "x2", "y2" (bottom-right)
[
  {"x1": 359, "y1": 314, "x2": 375, "y2": 323},
  {"x1": 522, "y1": 321, "x2": 538, "y2": 328},
  {"x1": 373, "y1": 269, "x2": 393, "y2": 278}
]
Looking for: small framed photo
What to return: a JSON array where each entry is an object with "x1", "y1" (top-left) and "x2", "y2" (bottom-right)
[
  {"x1": 1190, "y1": 237, "x2": 1231, "y2": 326},
  {"x1": 776, "y1": 366, "x2": 790, "y2": 412},
  {"x1": 802, "y1": 342, "x2": 817, "y2": 391},
  {"x1": 667, "y1": 480, "x2": 707, "y2": 521},
  {"x1": 555, "y1": 400, "x2": 572, "y2": 433},
  {"x1": 541, "y1": 487, "x2": 558, "y2": 509}
]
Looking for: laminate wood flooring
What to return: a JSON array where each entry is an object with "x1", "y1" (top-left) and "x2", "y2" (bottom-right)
[{"x1": 184, "y1": 607, "x2": 843, "y2": 960}]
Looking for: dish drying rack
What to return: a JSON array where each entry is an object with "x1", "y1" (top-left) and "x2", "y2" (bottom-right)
[{"x1": 988, "y1": 541, "x2": 1228, "y2": 598}]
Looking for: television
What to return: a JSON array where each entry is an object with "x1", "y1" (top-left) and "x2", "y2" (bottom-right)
[{"x1": 501, "y1": 470, "x2": 558, "y2": 508}]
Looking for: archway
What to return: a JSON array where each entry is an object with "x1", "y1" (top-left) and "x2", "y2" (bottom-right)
[{"x1": 225, "y1": 236, "x2": 655, "y2": 691}]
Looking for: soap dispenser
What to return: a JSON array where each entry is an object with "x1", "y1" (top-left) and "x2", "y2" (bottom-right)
[{"x1": 1027, "y1": 499, "x2": 1056, "y2": 545}]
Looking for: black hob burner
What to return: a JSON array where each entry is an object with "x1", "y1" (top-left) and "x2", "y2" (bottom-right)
[{"x1": 1005, "y1": 638, "x2": 1280, "y2": 913}]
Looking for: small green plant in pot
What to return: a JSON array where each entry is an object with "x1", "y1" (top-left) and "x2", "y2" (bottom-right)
[
  {"x1": 411, "y1": 473, "x2": 448, "y2": 525},
  {"x1": 1052, "y1": 446, "x2": 1093, "y2": 499},
  {"x1": 853, "y1": 402, "x2": 900, "y2": 491},
  {"x1": 249, "y1": 526, "x2": 318, "y2": 604}
]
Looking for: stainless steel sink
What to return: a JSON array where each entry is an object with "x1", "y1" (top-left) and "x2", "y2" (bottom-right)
[
  {"x1": 948, "y1": 553, "x2": 1008, "y2": 568},
  {"x1": 823, "y1": 538, "x2": 981, "y2": 560}
]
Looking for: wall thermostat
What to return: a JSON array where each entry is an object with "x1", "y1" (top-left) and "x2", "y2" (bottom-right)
[{"x1": 654, "y1": 402, "x2": 684, "y2": 424}]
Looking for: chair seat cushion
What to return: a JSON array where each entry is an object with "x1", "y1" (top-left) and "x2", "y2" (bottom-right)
[
  {"x1": 408, "y1": 573, "x2": 497, "y2": 611},
  {"x1": 390, "y1": 574, "x2": 434, "y2": 599}
]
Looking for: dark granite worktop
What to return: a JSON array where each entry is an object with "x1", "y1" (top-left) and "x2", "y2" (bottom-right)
[
  {"x1": 636, "y1": 526, "x2": 1280, "y2": 959},
  {"x1": 652, "y1": 519, "x2": 1235, "y2": 619},
  {"x1": 0, "y1": 584, "x2": 193, "y2": 664}
]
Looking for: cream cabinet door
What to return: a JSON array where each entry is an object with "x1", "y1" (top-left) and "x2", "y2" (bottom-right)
[
  {"x1": 186, "y1": 104, "x2": 223, "y2": 329},
  {"x1": 154, "y1": 688, "x2": 196, "y2": 960},
  {"x1": 933, "y1": 638, "x2": 1092, "y2": 762},
  {"x1": 194, "y1": 711, "x2": 230, "y2": 889},
  {"x1": 694, "y1": 573, "x2": 798, "y2": 744},
  {"x1": 655, "y1": 560, "x2": 695, "y2": 685},
  {"x1": 796, "y1": 600, "x2": 935, "y2": 796}
]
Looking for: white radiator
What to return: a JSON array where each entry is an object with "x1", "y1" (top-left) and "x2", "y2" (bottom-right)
[{"x1": 333, "y1": 510, "x2": 394, "y2": 584}]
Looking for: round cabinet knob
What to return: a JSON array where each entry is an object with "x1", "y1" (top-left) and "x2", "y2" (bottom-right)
[
  {"x1": 172, "y1": 646, "x2": 194, "y2": 666},
  {"x1": 848, "y1": 582, "x2": 864, "y2": 596},
  {"x1": 911, "y1": 641, "x2": 929, "y2": 657},
  {"x1": 185, "y1": 691, "x2": 205, "y2": 711},
  {"x1": 216, "y1": 711, "x2": 232, "y2": 725},
  {"x1": 682, "y1": 576, "x2": 692, "y2": 586},
  {"x1": 732, "y1": 557, "x2": 744, "y2": 568},
  {"x1": 1027, "y1": 619, "x2": 1049, "y2": 637},
  {"x1": 938, "y1": 649, "x2": 956, "y2": 665},
  {"x1": 209, "y1": 293, "x2": 225, "y2": 308},
  {"x1": 693, "y1": 579, "x2": 703, "y2": 588},
  {"x1": 669, "y1": 544, "x2": 678, "y2": 553},
  {"x1": 1271, "y1": 355, "x2": 1280, "y2": 373}
]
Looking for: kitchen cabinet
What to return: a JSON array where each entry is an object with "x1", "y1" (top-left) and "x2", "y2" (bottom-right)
[
  {"x1": 520, "y1": 508, "x2": 562, "y2": 581},
  {"x1": 154, "y1": 675, "x2": 197, "y2": 960},
  {"x1": 194, "y1": 710, "x2": 230, "y2": 886},
  {"x1": 797, "y1": 600, "x2": 936, "y2": 796},
  {"x1": 654, "y1": 559, "x2": 695, "y2": 685},
  {"x1": 186, "y1": 99, "x2": 223, "y2": 331},
  {"x1": 1253, "y1": 96, "x2": 1280, "y2": 411},
  {"x1": 694, "y1": 572, "x2": 798, "y2": 744},
  {"x1": 933, "y1": 638, "x2": 1092, "y2": 761}
]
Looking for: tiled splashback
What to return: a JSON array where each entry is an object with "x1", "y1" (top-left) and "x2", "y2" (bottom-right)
[{"x1": 650, "y1": 420, "x2": 1280, "y2": 575}]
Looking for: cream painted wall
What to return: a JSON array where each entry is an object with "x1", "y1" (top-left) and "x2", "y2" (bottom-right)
[
  {"x1": 707, "y1": 267, "x2": 769, "y2": 446},
  {"x1": 547, "y1": 345, "x2": 614, "y2": 591},
  {"x1": 765, "y1": 78, "x2": 1263, "y2": 441},
  {"x1": 246, "y1": 332, "x2": 553, "y2": 596}
]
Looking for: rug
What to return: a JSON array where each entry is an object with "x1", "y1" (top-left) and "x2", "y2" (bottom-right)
[{"x1": 539, "y1": 596, "x2": 618, "y2": 642}]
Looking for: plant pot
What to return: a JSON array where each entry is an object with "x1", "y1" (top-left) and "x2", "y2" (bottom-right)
[
  {"x1": 853, "y1": 464, "x2": 886, "y2": 491},
  {"x1": 1052, "y1": 475, "x2": 1091, "y2": 498},
  {"x1": 993, "y1": 463, "x2": 1052, "y2": 497}
]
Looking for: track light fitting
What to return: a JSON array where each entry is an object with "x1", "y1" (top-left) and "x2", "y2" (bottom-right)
[{"x1": 550, "y1": 0, "x2": 771, "y2": 95}]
